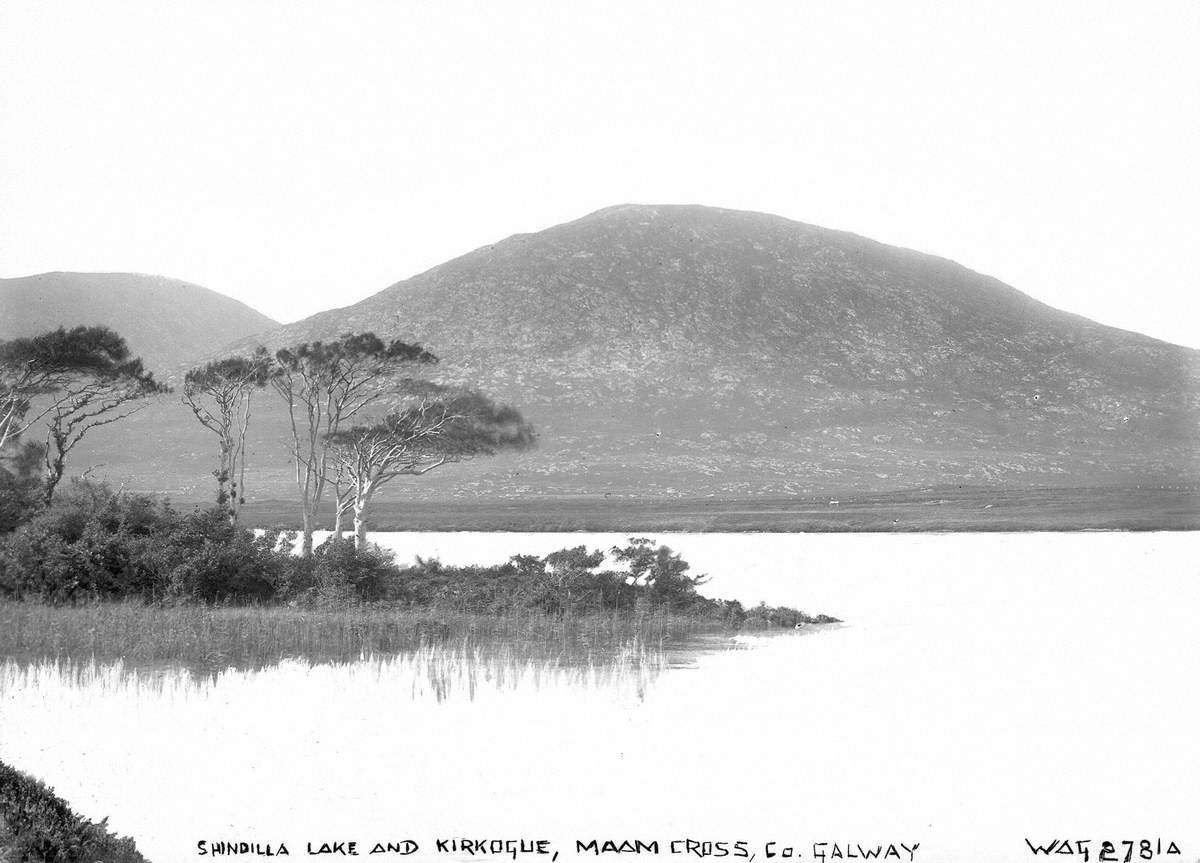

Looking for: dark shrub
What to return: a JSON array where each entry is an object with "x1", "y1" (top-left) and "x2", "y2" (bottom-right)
[
  {"x1": 0, "y1": 480, "x2": 292, "y2": 603},
  {"x1": 391, "y1": 542, "x2": 692, "y2": 617},
  {"x1": 611, "y1": 538, "x2": 708, "y2": 610},
  {"x1": 0, "y1": 493, "x2": 835, "y2": 626},
  {"x1": 0, "y1": 483, "x2": 173, "y2": 600},
  {"x1": 0, "y1": 440, "x2": 46, "y2": 533},
  {"x1": 309, "y1": 538, "x2": 400, "y2": 605},
  {"x1": 160, "y1": 508, "x2": 289, "y2": 603}
]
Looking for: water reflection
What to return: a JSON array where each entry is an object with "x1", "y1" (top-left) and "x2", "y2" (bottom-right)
[
  {"x1": 0, "y1": 626, "x2": 806, "y2": 863},
  {"x1": 2, "y1": 533, "x2": 1198, "y2": 863},
  {"x1": 0, "y1": 624, "x2": 775, "y2": 704}
]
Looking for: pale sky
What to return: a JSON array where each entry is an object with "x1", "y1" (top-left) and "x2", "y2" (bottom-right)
[{"x1": 2, "y1": 0, "x2": 1197, "y2": 347}]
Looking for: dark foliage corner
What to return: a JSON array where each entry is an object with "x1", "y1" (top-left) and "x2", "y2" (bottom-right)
[{"x1": 0, "y1": 759, "x2": 149, "y2": 863}]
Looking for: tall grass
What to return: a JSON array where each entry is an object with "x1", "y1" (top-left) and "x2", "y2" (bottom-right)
[{"x1": 0, "y1": 599, "x2": 724, "y2": 680}]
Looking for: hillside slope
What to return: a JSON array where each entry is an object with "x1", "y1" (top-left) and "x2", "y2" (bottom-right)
[
  {"x1": 0, "y1": 272, "x2": 278, "y2": 373},
  {"x1": 225, "y1": 204, "x2": 1198, "y2": 498}
]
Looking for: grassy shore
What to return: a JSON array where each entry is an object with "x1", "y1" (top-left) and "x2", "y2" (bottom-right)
[
  {"x1": 0, "y1": 599, "x2": 730, "y2": 677},
  {"x1": 0, "y1": 758, "x2": 148, "y2": 863}
]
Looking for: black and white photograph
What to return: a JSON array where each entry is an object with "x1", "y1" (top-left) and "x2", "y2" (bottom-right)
[{"x1": 1, "y1": 2, "x2": 1198, "y2": 861}]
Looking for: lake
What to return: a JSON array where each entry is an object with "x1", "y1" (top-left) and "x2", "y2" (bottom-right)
[{"x1": 1, "y1": 532, "x2": 1198, "y2": 863}]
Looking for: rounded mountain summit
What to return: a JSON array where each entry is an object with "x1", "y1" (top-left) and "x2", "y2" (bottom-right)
[
  {"x1": 233, "y1": 203, "x2": 1198, "y2": 497},
  {"x1": 0, "y1": 271, "x2": 278, "y2": 374}
]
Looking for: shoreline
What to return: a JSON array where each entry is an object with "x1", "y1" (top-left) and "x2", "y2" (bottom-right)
[{"x1": 232, "y1": 485, "x2": 1200, "y2": 534}]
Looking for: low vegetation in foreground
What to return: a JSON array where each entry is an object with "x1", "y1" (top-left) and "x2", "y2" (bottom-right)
[
  {"x1": 0, "y1": 759, "x2": 148, "y2": 863},
  {"x1": 0, "y1": 480, "x2": 837, "y2": 670},
  {"x1": 1, "y1": 600, "x2": 711, "y2": 677},
  {"x1": 0, "y1": 485, "x2": 838, "y2": 863}
]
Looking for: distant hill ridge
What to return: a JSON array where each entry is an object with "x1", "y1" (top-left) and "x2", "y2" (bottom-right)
[{"x1": 0, "y1": 271, "x2": 278, "y2": 373}]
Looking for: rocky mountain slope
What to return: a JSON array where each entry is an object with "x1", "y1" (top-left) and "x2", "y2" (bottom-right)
[
  {"x1": 224, "y1": 204, "x2": 1198, "y2": 498},
  {"x1": 0, "y1": 272, "x2": 278, "y2": 373}
]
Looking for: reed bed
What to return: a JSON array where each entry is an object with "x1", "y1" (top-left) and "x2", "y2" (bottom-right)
[{"x1": 0, "y1": 599, "x2": 716, "y2": 685}]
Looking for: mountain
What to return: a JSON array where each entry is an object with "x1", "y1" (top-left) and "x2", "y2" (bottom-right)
[
  {"x1": 0, "y1": 272, "x2": 278, "y2": 373},
  {"x1": 225, "y1": 204, "x2": 1198, "y2": 499},
  {"x1": 8, "y1": 207, "x2": 1197, "y2": 513}
]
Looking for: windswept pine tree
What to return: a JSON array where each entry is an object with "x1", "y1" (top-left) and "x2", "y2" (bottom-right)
[
  {"x1": 0, "y1": 326, "x2": 166, "y2": 503},
  {"x1": 182, "y1": 350, "x2": 273, "y2": 523},
  {"x1": 327, "y1": 386, "x2": 535, "y2": 547},
  {"x1": 268, "y1": 333, "x2": 438, "y2": 556}
]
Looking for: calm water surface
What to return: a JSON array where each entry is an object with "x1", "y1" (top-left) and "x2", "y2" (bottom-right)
[{"x1": 1, "y1": 532, "x2": 1198, "y2": 863}]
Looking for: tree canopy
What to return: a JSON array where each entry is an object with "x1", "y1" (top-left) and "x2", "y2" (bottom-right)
[
  {"x1": 0, "y1": 327, "x2": 165, "y2": 502},
  {"x1": 183, "y1": 350, "x2": 273, "y2": 522},
  {"x1": 326, "y1": 386, "x2": 535, "y2": 547},
  {"x1": 2, "y1": 326, "x2": 138, "y2": 452},
  {"x1": 269, "y1": 332, "x2": 439, "y2": 555}
]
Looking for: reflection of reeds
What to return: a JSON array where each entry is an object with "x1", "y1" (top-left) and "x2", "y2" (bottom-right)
[
  {"x1": 0, "y1": 600, "x2": 697, "y2": 698},
  {"x1": 402, "y1": 639, "x2": 666, "y2": 702},
  {"x1": 0, "y1": 637, "x2": 667, "y2": 704}
]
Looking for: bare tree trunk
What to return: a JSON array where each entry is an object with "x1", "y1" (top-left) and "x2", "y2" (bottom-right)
[
  {"x1": 353, "y1": 498, "x2": 370, "y2": 550},
  {"x1": 282, "y1": 381, "x2": 320, "y2": 558},
  {"x1": 233, "y1": 391, "x2": 253, "y2": 527},
  {"x1": 331, "y1": 469, "x2": 349, "y2": 539},
  {"x1": 42, "y1": 452, "x2": 65, "y2": 505},
  {"x1": 333, "y1": 494, "x2": 354, "y2": 540},
  {"x1": 216, "y1": 438, "x2": 233, "y2": 516},
  {"x1": 222, "y1": 434, "x2": 237, "y2": 525},
  {"x1": 300, "y1": 508, "x2": 315, "y2": 557},
  {"x1": 352, "y1": 485, "x2": 375, "y2": 551},
  {"x1": 42, "y1": 426, "x2": 68, "y2": 505}
]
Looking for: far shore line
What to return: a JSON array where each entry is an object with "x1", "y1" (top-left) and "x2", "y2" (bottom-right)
[{"x1": 136, "y1": 485, "x2": 1200, "y2": 534}]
